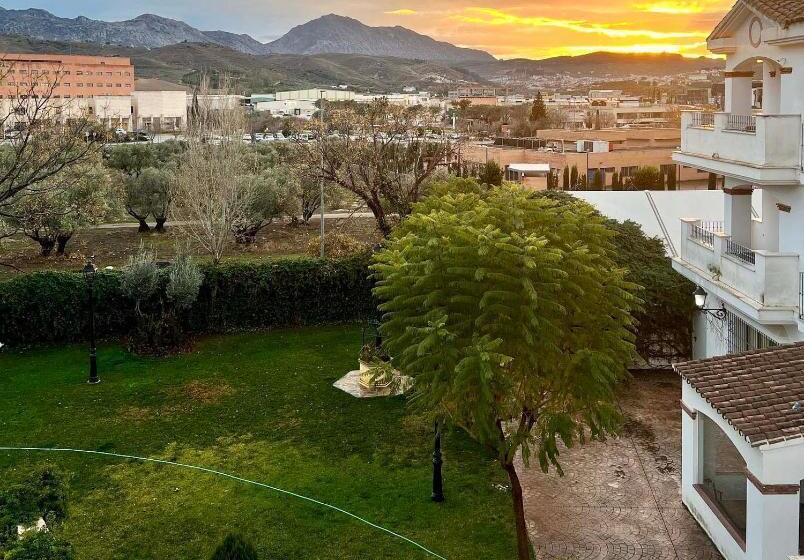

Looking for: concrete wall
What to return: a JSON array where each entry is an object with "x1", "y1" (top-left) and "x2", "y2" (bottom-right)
[{"x1": 133, "y1": 90, "x2": 186, "y2": 130}]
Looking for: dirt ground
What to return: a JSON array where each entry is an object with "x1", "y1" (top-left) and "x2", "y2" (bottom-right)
[
  {"x1": 0, "y1": 215, "x2": 381, "y2": 277},
  {"x1": 518, "y1": 371, "x2": 723, "y2": 560}
]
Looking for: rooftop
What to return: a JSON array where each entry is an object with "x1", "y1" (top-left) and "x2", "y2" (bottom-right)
[
  {"x1": 742, "y1": 0, "x2": 804, "y2": 26},
  {"x1": 134, "y1": 78, "x2": 189, "y2": 92},
  {"x1": 674, "y1": 342, "x2": 804, "y2": 448}
]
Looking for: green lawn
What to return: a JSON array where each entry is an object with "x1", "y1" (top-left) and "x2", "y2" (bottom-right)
[{"x1": 0, "y1": 326, "x2": 516, "y2": 559}]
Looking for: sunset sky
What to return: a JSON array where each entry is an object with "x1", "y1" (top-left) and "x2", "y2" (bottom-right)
[{"x1": 4, "y1": 0, "x2": 736, "y2": 59}]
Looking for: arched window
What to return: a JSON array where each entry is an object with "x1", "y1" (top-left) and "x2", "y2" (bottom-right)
[{"x1": 699, "y1": 414, "x2": 747, "y2": 541}]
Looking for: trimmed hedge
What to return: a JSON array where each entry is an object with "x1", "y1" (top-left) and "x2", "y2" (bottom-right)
[{"x1": 0, "y1": 255, "x2": 375, "y2": 346}]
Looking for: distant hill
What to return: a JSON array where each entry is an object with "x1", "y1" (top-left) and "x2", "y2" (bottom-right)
[
  {"x1": 0, "y1": 35, "x2": 486, "y2": 93},
  {"x1": 0, "y1": 7, "x2": 495, "y2": 63},
  {"x1": 265, "y1": 14, "x2": 494, "y2": 63},
  {"x1": 462, "y1": 52, "x2": 724, "y2": 80},
  {"x1": 0, "y1": 8, "x2": 218, "y2": 48}
]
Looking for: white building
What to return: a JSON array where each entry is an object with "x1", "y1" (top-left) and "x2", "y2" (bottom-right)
[
  {"x1": 675, "y1": 345, "x2": 804, "y2": 560},
  {"x1": 253, "y1": 99, "x2": 317, "y2": 119},
  {"x1": 132, "y1": 79, "x2": 188, "y2": 132},
  {"x1": 275, "y1": 89, "x2": 355, "y2": 102},
  {"x1": 671, "y1": 1, "x2": 804, "y2": 558}
]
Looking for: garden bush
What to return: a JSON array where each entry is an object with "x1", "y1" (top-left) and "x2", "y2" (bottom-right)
[
  {"x1": 0, "y1": 255, "x2": 375, "y2": 346},
  {"x1": 210, "y1": 534, "x2": 258, "y2": 560}
]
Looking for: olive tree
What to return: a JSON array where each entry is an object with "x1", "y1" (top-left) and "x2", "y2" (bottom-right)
[
  {"x1": 294, "y1": 99, "x2": 456, "y2": 237},
  {"x1": 8, "y1": 156, "x2": 111, "y2": 255},
  {"x1": 372, "y1": 179, "x2": 640, "y2": 559}
]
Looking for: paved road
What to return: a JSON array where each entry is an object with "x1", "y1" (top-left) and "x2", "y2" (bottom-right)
[{"x1": 517, "y1": 372, "x2": 722, "y2": 560}]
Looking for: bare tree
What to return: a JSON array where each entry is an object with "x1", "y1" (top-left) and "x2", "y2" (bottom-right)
[
  {"x1": 293, "y1": 99, "x2": 457, "y2": 237},
  {"x1": 170, "y1": 76, "x2": 257, "y2": 264},
  {"x1": 0, "y1": 59, "x2": 101, "y2": 217}
]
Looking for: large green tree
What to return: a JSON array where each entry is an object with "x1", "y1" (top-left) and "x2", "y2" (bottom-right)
[{"x1": 372, "y1": 180, "x2": 640, "y2": 559}]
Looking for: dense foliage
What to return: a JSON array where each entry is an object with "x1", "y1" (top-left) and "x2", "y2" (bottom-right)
[
  {"x1": 536, "y1": 191, "x2": 695, "y2": 365},
  {"x1": 0, "y1": 255, "x2": 374, "y2": 345},
  {"x1": 0, "y1": 467, "x2": 69, "y2": 551},
  {"x1": 372, "y1": 179, "x2": 640, "y2": 559}
]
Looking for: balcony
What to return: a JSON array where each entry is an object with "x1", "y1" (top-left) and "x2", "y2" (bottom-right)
[
  {"x1": 675, "y1": 111, "x2": 802, "y2": 186},
  {"x1": 676, "y1": 219, "x2": 800, "y2": 320}
]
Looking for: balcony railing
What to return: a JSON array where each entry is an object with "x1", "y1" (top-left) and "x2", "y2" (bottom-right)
[
  {"x1": 689, "y1": 224, "x2": 716, "y2": 247},
  {"x1": 725, "y1": 239, "x2": 756, "y2": 265},
  {"x1": 679, "y1": 218, "x2": 800, "y2": 309},
  {"x1": 724, "y1": 114, "x2": 756, "y2": 133},
  {"x1": 677, "y1": 112, "x2": 802, "y2": 183},
  {"x1": 688, "y1": 111, "x2": 714, "y2": 129}
]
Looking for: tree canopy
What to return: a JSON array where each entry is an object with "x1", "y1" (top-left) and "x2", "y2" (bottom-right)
[{"x1": 372, "y1": 178, "x2": 640, "y2": 559}]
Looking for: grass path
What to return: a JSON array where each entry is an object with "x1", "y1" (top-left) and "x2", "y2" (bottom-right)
[{"x1": 0, "y1": 326, "x2": 515, "y2": 559}]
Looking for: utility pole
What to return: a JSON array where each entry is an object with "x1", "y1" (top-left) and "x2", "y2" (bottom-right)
[{"x1": 319, "y1": 91, "x2": 325, "y2": 258}]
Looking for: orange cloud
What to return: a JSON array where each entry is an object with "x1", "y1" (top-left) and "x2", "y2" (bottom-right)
[
  {"x1": 451, "y1": 7, "x2": 706, "y2": 40},
  {"x1": 633, "y1": 1, "x2": 707, "y2": 14},
  {"x1": 384, "y1": 8, "x2": 418, "y2": 15}
]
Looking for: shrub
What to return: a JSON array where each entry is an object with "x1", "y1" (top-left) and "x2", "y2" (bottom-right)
[
  {"x1": 0, "y1": 467, "x2": 68, "y2": 550},
  {"x1": 305, "y1": 233, "x2": 368, "y2": 259},
  {"x1": 0, "y1": 255, "x2": 374, "y2": 346},
  {"x1": 210, "y1": 534, "x2": 257, "y2": 560},
  {"x1": 5, "y1": 532, "x2": 74, "y2": 560}
]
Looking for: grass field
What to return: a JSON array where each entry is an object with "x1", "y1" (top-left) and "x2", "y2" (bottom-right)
[
  {"x1": 0, "y1": 326, "x2": 516, "y2": 559},
  {"x1": 0, "y1": 216, "x2": 381, "y2": 277}
]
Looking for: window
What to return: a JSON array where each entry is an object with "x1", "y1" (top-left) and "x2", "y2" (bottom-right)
[
  {"x1": 77, "y1": 83, "x2": 83, "y2": 87},
  {"x1": 724, "y1": 310, "x2": 777, "y2": 354},
  {"x1": 696, "y1": 414, "x2": 747, "y2": 549},
  {"x1": 620, "y1": 166, "x2": 638, "y2": 178},
  {"x1": 76, "y1": 71, "x2": 83, "y2": 76}
]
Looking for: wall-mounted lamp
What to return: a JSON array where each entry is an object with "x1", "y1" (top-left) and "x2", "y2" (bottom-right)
[{"x1": 694, "y1": 286, "x2": 727, "y2": 320}]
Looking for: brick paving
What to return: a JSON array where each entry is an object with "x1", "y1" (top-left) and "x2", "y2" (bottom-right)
[{"x1": 516, "y1": 372, "x2": 723, "y2": 560}]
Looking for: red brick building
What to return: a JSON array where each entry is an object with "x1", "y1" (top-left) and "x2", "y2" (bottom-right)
[{"x1": 0, "y1": 53, "x2": 134, "y2": 99}]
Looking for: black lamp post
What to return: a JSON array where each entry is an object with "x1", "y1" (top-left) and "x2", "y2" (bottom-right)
[
  {"x1": 694, "y1": 286, "x2": 727, "y2": 320},
  {"x1": 83, "y1": 260, "x2": 99, "y2": 385},
  {"x1": 431, "y1": 420, "x2": 444, "y2": 502}
]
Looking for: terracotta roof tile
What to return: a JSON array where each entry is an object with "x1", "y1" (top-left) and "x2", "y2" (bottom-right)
[
  {"x1": 674, "y1": 343, "x2": 804, "y2": 447},
  {"x1": 742, "y1": 0, "x2": 804, "y2": 26}
]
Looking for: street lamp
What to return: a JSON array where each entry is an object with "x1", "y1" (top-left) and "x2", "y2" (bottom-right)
[
  {"x1": 83, "y1": 260, "x2": 99, "y2": 384},
  {"x1": 693, "y1": 286, "x2": 726, "y2": 320},
  {"x1": 431, "y1": 420, "x2": 444, "y2": 502}
]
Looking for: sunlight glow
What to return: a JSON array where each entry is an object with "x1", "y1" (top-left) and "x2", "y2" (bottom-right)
[{"x1": 450, "y1": 7, "x2": 706, "y2": 40}]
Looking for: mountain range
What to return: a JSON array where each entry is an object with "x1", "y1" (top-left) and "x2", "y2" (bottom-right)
[
  {"x1": 0, "y1": 8, "x2": 494, "y2": 63},
  {"x1": 0, "y1": 6, "x2": 724, "y2": 93}
]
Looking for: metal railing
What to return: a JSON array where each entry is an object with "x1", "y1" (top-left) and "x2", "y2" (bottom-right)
[
  {"x1": 724, "y1": 114, "x2": 756, "y2": 133},
  {"x1": 688, "y1": 224, "x2": 716, "y2": 247},
  {"x1": 689, "y1": 111, "x2": 715, "y2": 129},
  {"x1": 687, "y1": 221, "x2": 723, "y2": 248},
  {"x1": 725, "y1": 239, "x2": 756, "y2": 265}
]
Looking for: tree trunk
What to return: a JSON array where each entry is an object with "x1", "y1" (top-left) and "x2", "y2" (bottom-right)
[
  {"x1": 233, "y1": 223, "x2": 263, "y2": 244},
  {"x1": 366, "y1": 198, "x2": 392, "y2": 238},
  {"x1": 55, "y1": 233, "x2": 72, "y2": 255},
  {"x1": 154, "y1": 218, "x2": 167, "y2": 233},
  {"x1": 36, "y1": 237, "x2": 56, "y2": 257},
  {"x1": 503, "y1": 462, "x2": 531, "y2": 560},
  {"x1": 137, "y1": 218, "x2": 151, "y2": 233}
]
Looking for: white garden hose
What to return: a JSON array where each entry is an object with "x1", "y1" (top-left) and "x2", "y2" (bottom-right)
[{"x1": 0, "y1": 446, "x2": 447, "y2": 560}]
